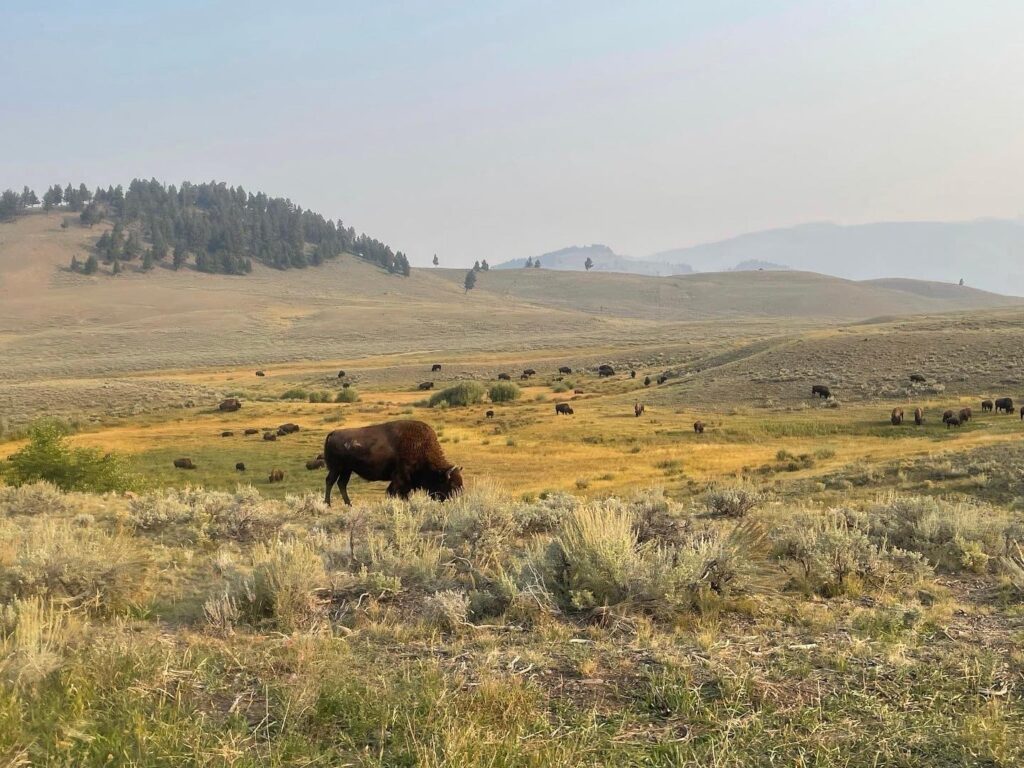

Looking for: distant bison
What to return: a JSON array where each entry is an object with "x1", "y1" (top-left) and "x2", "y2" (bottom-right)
[
  {"x1": 811, "y1": 385, "x2": 831, "y2": 399},
  {"x1": 268, "y1": 469, "x2": 284, "y2": 483},
  {"x1": 418, "y1": 381, "x2": 434, "y2": 391},
  {"x1": 337, "y1": 370, "x2": 346, "y2": 378},
  {"x1": 694, "y1": 421, "x2": 705, "y2": 434},
  {"x1": 523, "y1": 368, "x2": 536, "y2": 377},
  {"x1": 890, "y1": 408, "x2": 904, "y2": 426},
  {"x1": 656, "y1": 375, "x2": 667, "y2": 385},
  {"x1": 1020, "y1": 406, "x2": 1024, "y2": 421},
  {"x1": 573, "y1": 389, "x2": 584, "y2": 395},
  {"x1": 498, "y1": 373, "x2": 511, "y2": 381},
  {"x1": 235, "y1": 462, "x2": 246, "y2": 472},
  {"x1": 219, "y1": 398, "x2": 242, "y2": 412},
  {"x1": 634, "y1": 402, "x2": 645, "y2": 417},
  {"x1": 342, "y1": 382, "x2": 351, "y2": 388},
  {"x1": 244, "y1": 428, "x2": 260, "y2": 435},
  {"x1": 981, "y1": 400, "x2": 994, "y2": 412},
  {"x1": 644, "y1": 376, "x2": 651, "y2": 387},
  {"x1": 558, "y1": 366, "x2": 572, "y2": 374},
  {"x1": 432, "y1": 364, "x2": 442, "y2": 372},
  {"x1": 630, "y1": 370, "x2": 637, "y2": 379},
  {"x1": 914, "y1": 407, "x2": 924, "y2": 426},
  {"x1": 555, "y1": 403, "x2": 574, "y2": 415},
  {"x1": 221, "y1": 430, "x2": 234, "y2": 437},
  {"x1": 995, "y1": 397, "x2": 1015, "y2": 414},
  {"x1": 945, "y1": 415, "x2": 962, "y2": 428},
  {"x1": 485, "y1": 409, "x2": 495, "y2": 418},
  {"x1": 909, "y1": 373, "x2": 926, "y2": 383},
  {"x1": 173, "y1": 458, "x2": 196, "y2": 470},
  {"x1": 521, "y1": 373, "x2": 530, "y2": 380},
  {"x1": 959, "y1": 407, "x2": 973, "y2": 423},
  {"x1": 306, "y1": 458, "x2": 326, "y2": 470},
  {"x1": 263, "y1": 432, "x2": 277, "y2": 441},
  {"x1": 277, "y1": 423, "x2": 300, "y2": 435},
  {"x1": 255, "y1": 370, "x2": 265, "y2": 377},
  {"x1": 323, "y1": 420, "x2": 463, "y2": 506},
  {"x1": 598, "y1": 365, "x2": 615, "y2": 377},
  {"x1": 942, "y1": 409, "x2": 956, "y2": 423}
]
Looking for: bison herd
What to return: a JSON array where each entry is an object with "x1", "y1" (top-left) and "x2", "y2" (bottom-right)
[{"x1": 886, "y1": 397, "x2": 1016, "y2": 429}]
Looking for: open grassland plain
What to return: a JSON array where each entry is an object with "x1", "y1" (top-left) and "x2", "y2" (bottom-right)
[{"x1": 2, "y1": 211, "x2": 1024, "y2": 764}]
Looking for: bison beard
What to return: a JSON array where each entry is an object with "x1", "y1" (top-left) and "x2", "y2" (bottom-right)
[{"x1": 323, "y1": 420, "x2": 463, "y2": 506}]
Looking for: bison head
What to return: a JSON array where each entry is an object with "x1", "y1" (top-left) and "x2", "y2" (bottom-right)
[{"x1": 427, "y1": 465, "x2": 464, "y2": 501}]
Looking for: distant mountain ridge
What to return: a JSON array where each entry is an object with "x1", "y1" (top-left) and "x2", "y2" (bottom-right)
[
  {"x1": 646, "y1": 219, "x2": 1024, "y2": 296},
  {"x1": 494, "y1": 244, "x2": 692, "y2": 276}
]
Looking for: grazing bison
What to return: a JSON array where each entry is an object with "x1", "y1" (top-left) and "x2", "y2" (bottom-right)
[
  {"x1": 598, "y1": 365, "x2": 615, "y2": 377},
  {"x1": 694, "y1": 421, "x2": 705, "y2": 434},
  {"x1": 945, "y1": 415, "x2": 962, "y2": 428},
  {"x1": 914, "y1": 407, "x2": 924, "y2": 426},
  {"x1": 942, "y1": 409, "x2": 955, "y2": 423},
  {"x1": 995, "y1": 397, "x2": 1015, "y2": 414},
  {"x1": 219, "y1": 398, "x2": 242, "y2": 412},
  {"x1": 555, "y1": 403, "x2": 574, "y2": 415},
  {"x1": 263, "y1": 432, "x2": 277, "y2": 441},
  {"x1": 221, "y1": 430, "x2": 234, "y2": 437},
  {"x1": 657, "y1": 375, "x2": 668, "y2": 385},
  {"x1": 173, "y1": 458, "x2": 196, "y2": 469},
  {"x1": 523, "y1": 368, "x2": 536, "y2": 377},
  {"x1": 306, "y1": 458, "x2": 326, "y2": 470},
  {"x1": 432, "y1": 364, "x2": 442, "y2": 372},
  {"x1": 959, "y1": 407, "x2": 973, "y2": 423},
  {"x1": 1020, "y1": 406, "x2": 1024, "y2": 421},
  {"x1": 644, "y1": 376, "x2": 651, "y2": 387},
  {"x1": 323, "y1": 420, "x2": 463, "y2": 506},
  {"x1": 277, "y1": 423, "x2": 300, "y2": 435},
  {"x1": 497, "y1": 373, "x2": 511, "y2": 381},
  {"x1": 342, "y1": 382, "x2": 351, "y2": 389},
  {"x1": 981, "y1": 400, "x2": 994, "y2": 412},
  {"x1": 521, "y1": 373, "x2": 531, "y2": 380},
  {"x1": 418, "y1": 381, "x2": 434, "y2": 391},
  {"x1": 558, "y1": 366, "x2": 572, "y2": 374},
  {"x1": 909, "y1": 373, "x2": 926, "y2": 383},
  {"x1": 634, "y1": 402, "x2": 645, "y2": 417},
  {"x1": 811, "y1": 385, "x2": 831, "y2": 399},
  {"x1": 268, "y1": 469, "x2": 284, "y2": 483},
  {"x1": 890, "y1": 408, "x2": 904, "y2": 426},
  {"x1": 485, "y1": 410, "x2": 495, "y2": 418},
  {"x1": 244, "y1": 428, "x2": 259, "y2": 435},
  {"x1": 630, "y1": 370, "x2": 637, "y2": 379},
  {"x1": 255, "y1": 370, "x2": 265, "y2": 377},
  {"x1": 337, "y1": 370, "x2": 346, "y2": 378},
  {"x1": 235, "y1": 462, "x2": 246, "y2": 472},
  {"x1": 573, "y1": 389, "x2": 584, "y2": 395}
]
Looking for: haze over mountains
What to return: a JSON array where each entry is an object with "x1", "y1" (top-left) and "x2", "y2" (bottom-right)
[
  {"x1": 493, "y1": 245, "x2": 691, "y2": 276},
  {"x1": 498, "y1": 219, "x2": 1024, "y2": 297}
]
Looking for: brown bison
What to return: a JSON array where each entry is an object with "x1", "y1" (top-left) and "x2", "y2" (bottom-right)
[
  {"x1": 219, "y1": 398, "x2": 242, "y2": 412},
  {"x1": 523, "y1": 368, "x2": 536, "y2": 377},
  {"x1": 914, "y1": 407, "x2": 924, "y2": 425},
  {"x1": 630, "y1": 370, "x2": 637, "y2": 379},
  {"x1": 418, "y1": 381, "x2": 434, "y2": 391},
  {"x1": 634, "y1": 402, "x2": 645, "y2": 417},
  {"x1": 555, "y1": 403, "x2": 574, "y2": 415},
  {"x1": 573, "y1": 389, "x2": 584, "y2": 395},
  {"x1": 811, "y1": 385, "x2": 831, "y2": 399},
  {"x1": 959, "y1": 407, "x2": 972, "y2": 423},
  {"x1": 431, "y1": 364, "x2": 442, "y2": 372},
  {"x1": 244, "y1": 428, "x2": 260, "y2": 435},
  {"x1": 497, "y1": 373, "x2": 511, "y2": 381},
  {"x1": 323, "y1": 420, "x2": 463, "y2": 506},
  {"x1": 981, "y1": 399, "x2": 994, "y2": 412},
  {"x1": 520, "y1": 373, "x2": 530, "y2": 380},
  {"x1": 485, "y1": 410, "x2": 495, "y2": 418},
  {"x1": 995, "y1": 397, "x2": 1015, "y2": 414},
  {"x1": 644, "y1": 376, "x2": 651, "y2": 387},
  {"x1": 235, "y1": 462, "x2": 246, "y2": 472},
  {"x1": 221, "y1": 430, "x2": 234, "y2": 437},
  {"x1": 306, "y1": 458, "x2": 326, "y2": 470},
  {"x1": 942, "y1": 409, "x2": 955, "y2": 423},
  {"x1": 945, "y1": 415, "x2": 962, "y2": 428},
  {"x1": 598, "y1": 365, "x2": 615, "y2": 377},
  {"x1": 277, "y1": 423, "x2": 300, "y2": 435},
  {"x1": 255, "y1": 370, "x2": 265, "y2": 377},
  {"x1": 173, "y1": 458, "x2": 196, "y2": 469},
  {"x1": 694, "y1": 421, "x2": 705, "y2": 434},
  {"x1": 909, "y1": 373, "x2": 926, "y2": 383},
  {"x1": 263, "y1": 432, "x2": 277, "y2": 441},
  {"x1": 890, "y1": 408, "x2": 904, "y2": 426},
  {"x1": 268, "y1": 469, "x2": 284, "y2": 483},
  {"x1": 337, "y1": 370, "x2": 346, "y2": 378},
  {"x1": 558, "y1": 366, "x2": 572, "y2": 374},
  {"x1": 1020, "y1": 406, "x2": 1024, "y2": 421},
  {"x1": 657, "y1": 375, "x2": 668, "y2": 385}
]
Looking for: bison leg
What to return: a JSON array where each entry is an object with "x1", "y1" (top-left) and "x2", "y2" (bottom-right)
[
  {"x1": 324, "y1": 469, "x2": 339, "y2": 506},
  {"x1": 325, "y1": 467, "x2": 353, "y2": 506}
]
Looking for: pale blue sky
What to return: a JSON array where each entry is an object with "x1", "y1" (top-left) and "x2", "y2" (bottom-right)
[{"x1": 3, "y1": 1, "x2": 1022, "y2": 266}]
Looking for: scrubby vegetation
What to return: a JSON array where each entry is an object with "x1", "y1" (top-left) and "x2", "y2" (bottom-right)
[
  {"x1": 488, "y1": 381, "x2": 521, "y2": 403},
  {"x1": 1, "y1": 480, "x2": 1022, "y2": 765},
  {"x1": 429, "y1": 381, "x2": 487, "y2": 408}
]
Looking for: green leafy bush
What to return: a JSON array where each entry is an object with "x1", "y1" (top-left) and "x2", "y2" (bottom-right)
[
  {"x1": 335, "y1": 388, "x2": 360, "y2": 403},
  {"x1": 280, "y1": 389, "x2": 309, "y2": 401},
  {"x1": 429, "y1": 381, "x2": 486, "y2": 408},
  {"x1": 308, "y1": 391, "x2": 332, "y2": 403},
  {"x1": 2, "y1": 420, "x2": 138, "y2": 493},
  {"x1": 488, "y1": 382, "x2": 521, "y2": 403}
]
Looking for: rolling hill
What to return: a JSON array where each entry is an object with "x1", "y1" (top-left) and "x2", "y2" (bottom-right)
[
  {"x1": 493, "y1": 244, "x2": 691, "y2": 276},
  {"x1": 647, "y1": 219, "x2": 1024, "y2": 296}
]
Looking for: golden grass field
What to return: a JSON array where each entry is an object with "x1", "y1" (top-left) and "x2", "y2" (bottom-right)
[{"x1": 2, "y1": 211, "x2": 1024, "y2": 766}]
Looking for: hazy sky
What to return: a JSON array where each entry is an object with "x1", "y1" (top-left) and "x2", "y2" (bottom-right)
[{"x1": 3, "y1": 1, "x2": 1023, "y2": 266}]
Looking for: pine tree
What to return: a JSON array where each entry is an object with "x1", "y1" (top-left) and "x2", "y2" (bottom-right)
[
  {"x1": 473, "y1": 260, "x2": 481, "y2": 271},
  {"x1": 172, "y1": 243, "x2": 186, "y2": 270},
  {"x1": 111, "y1": 259, "x2": 122, "y2": 276},
  {"x1": 432, "y1": 254, "x2": 439, "y2": 267},
  {"x1": 42, "y1": 185, "x2": 63, "y2": 211},
  {"x1": 525, "y1": 257, "x2": 534, "y2": 268},
  {"x1": 481, "y1": 259, "x2": 489, "y2": 271},
  {"x1": 534, "y1": 259, "x2": 541, "y2": 268},
  {"x1": 142, "y1": 248, "x2": 155, "y2": 271},
  {"x1": 464, "y1": 269, "x2": 477, "y2": 292},
  {"x1": 83, "y1": 254, "x2": 99, "y2": 275},
  {"x1": 584, "y1": 256, "x2": 593, "y2": 271},
  {"x1": 0, "y1": 189, "x2": 19, "y2": 221},
  {"x1": 20, "y1": 187, "x2": 39, "y2": 207},
  {"x1": 69, "y1": 255, "x2": 81, "y2": 272}
]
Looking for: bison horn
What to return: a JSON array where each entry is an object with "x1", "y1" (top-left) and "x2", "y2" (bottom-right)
[{"x1": 446, "y1": 466, "x2": 462, "y2": 477}]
